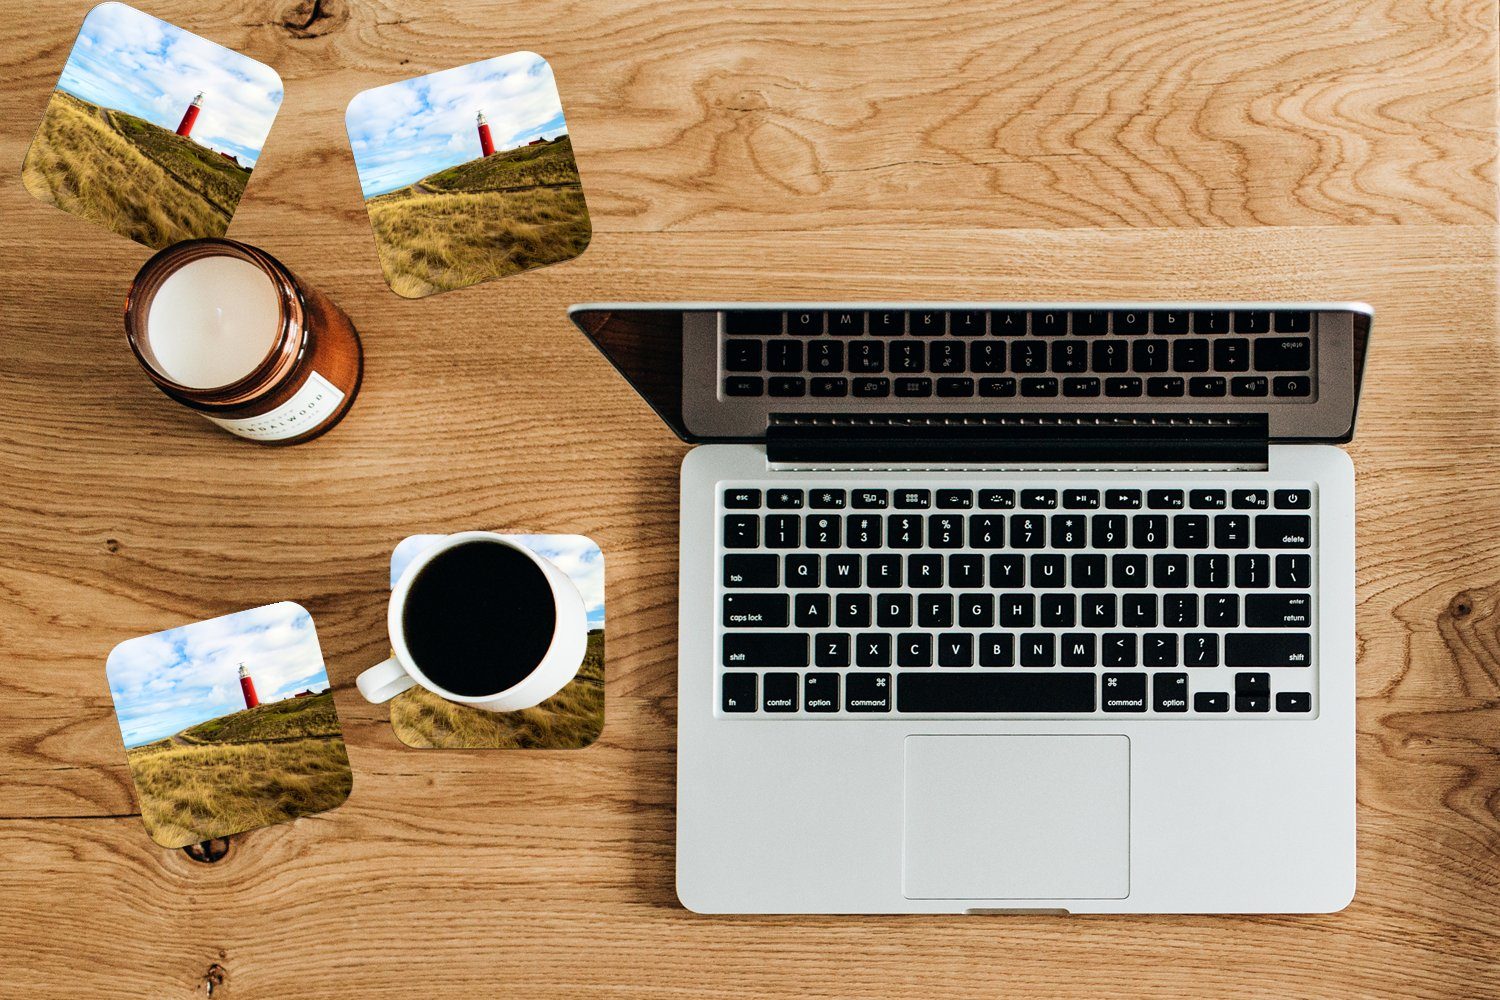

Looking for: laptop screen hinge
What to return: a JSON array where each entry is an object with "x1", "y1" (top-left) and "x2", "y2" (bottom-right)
[{"x1": 764, "y1": 413, "x2": 1269, "y2": 469}]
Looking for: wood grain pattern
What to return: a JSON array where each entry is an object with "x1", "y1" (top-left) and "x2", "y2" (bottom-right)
[{"x1": 0, "y1": 1, "x2": 1497, "y2": 997}]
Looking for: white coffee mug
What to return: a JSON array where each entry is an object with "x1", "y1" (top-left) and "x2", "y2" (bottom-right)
[{"x1": 356, "y1": 531, "x2": 589, "y2": 712}]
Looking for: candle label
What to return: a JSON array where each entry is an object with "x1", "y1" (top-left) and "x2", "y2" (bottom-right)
[{"x1": 203, "y1": 371, "x2": 345, "y2": 441}]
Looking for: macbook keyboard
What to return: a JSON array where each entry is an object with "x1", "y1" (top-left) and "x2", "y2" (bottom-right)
[
  {"x1": 716, "y1": 482, "x2": 1317, "y2": 717},
  {"x1": 719, "y1": 309, "x2": 1317, "y2": 402}
]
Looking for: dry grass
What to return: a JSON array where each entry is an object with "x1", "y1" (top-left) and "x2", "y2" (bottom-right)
[
  {"x1": 22, "y1": 90, "x2": 249, "y2": 249},
  {"x1": 391, "y1": 631, "x2": 604, "y2": 749},
  {"x1": 364, "y1": 136, "x2": 590, "y2": 297},
  {"x1": 124, "y1": 691, "x2": 351, "y2": 848}
]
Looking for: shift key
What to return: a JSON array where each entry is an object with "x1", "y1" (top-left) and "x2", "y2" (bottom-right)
[
  {"x1": 723, "y1": 633, "x2": 809, "y2": 667},
  {"x1": 1225, "y1": 633, "x2": 1312, "y2": 667},
  {"x1": 722, "y1": 594, "x2": 789, "y2": 628}
]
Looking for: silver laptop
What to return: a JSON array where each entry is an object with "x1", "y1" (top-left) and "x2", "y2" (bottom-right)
[{"x1": 570, "y1": 302, "x2": 1370, "y2": 914}]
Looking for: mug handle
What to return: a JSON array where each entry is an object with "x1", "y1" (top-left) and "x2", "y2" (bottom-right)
[{"x1": 356, "y1": 657, "x2": 416, "y2": 704}]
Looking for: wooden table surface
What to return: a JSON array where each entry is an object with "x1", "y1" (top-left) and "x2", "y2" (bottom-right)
[{"x1": 2, "y1": 1, "x2": 1498, "y2": 997}]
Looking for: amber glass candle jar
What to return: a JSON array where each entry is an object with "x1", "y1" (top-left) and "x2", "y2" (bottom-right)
[{"x1": 124, "y1": 238, "x2": 363, "y2": 444}]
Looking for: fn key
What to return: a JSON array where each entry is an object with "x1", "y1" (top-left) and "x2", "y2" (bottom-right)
[{"x1": 722, "y1": 673, "x2": 757, "y2": 713}]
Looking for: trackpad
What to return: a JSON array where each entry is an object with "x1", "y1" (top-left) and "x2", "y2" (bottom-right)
[{"x1": 903, "y1": 735, "x2": 1129, "y2": 900}]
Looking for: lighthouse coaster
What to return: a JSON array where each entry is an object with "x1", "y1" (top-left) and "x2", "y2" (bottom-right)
[
  {"x1": 22, "y1": 3, "x2": 284, "y2": 251},
  {"x1": 104, "y1": 602, "x2": 352, "y2": 848},
  {"x1": 387, "y1": 534, "x2": 605, "y2": 749},
  {"x1": 345, "y1": 52, "x2": 592, "y2": 299}
]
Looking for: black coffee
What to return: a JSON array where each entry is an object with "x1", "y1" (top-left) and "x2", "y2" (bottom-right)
[{"x1": 402, "y1": 541, "x2": 557, "y2": 697}]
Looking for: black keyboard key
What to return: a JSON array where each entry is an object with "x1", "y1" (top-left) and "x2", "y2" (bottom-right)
[
  {"x1": 835, "y1": 593, "x2": 871, "y2": 626},
  {"x1": 937, "y1": 633, "x2": 974, "y2": 667},
  {"x1": 1081, "y1": 592, "x2": 1116, "y2": 627},
  {"x1": 811, "y1": 376, "x2": 848, "y2": 397},
  {"x1": 1111, "y1": 310, "x2": 1150, "y2": 334},
  {"x1": 1189, "y1": 376, "x2": 1226, "y2": 397},
  {"x1": 1154, "y1": 310, "x2": 1190, "y2": 335},
  {"x1": 1153, "y1": 554, "x2": 1188, "y2": 588},
  {"x1": 1132, "y1": 514, "x2": 1168, "y2": 548},
  {"x1": 764, "y1": 514, "x2": 799, "y2": 548},
  {"x1": 1172, "y1": 339, "x2": 1208, "y2": 371},
  {"x1": 936, "y1": 489, "x2": 974, "y2": 509},
  {"x1": 1011, "y1": 341, "x2": 1047, "y2": 372},
  {"x1": 808, "y1": 341, "x2": 845, "y2": 373},
  {"x1": 1273, "y1": 375, "x2": 1312, "y2": 396},
  {"x1": 1143, "y1": 633, "x2": 1177, "y2": 667},
  {"x1": 856, "y1": 634, "x2": 892, "y2": 668},
  {"x1": 853, "y1": 489, "x2": 889, "y2": 509},
  {"x1": 723, "y1": 514, "x2": 759, "y2": 548},
  {"x1": 979, "y1": 489, "x2": 1017, "y2": 509},
  {"x1": 958, "y1": 593, "x2": 994, "y2": 628},
  {"x1": 1193, "y1": 311, "x2": 1230, "y2": 335},
  {"x1": 826, "y1": 555, "x2": 861, "y2": 588},
  {"x1": 897, "y1": 672, "x2": 1096, "y2": 713},
  {"x1": 1092, "y1": 339, "x2": 1129, "y2": 373},
  {"x1": 1190, "y1": 489, "x2": 1226, "y2": 509},
  {"x1": 1021, "y1": 377, "x2": 1059, "y2": 396},
  {"x1": 1153, "y1": 672, "x2": 1189, "y2": 712},
  {"x1": 1021, "y1": 489, "x2": 1058, "y2": 510},
  {"x1": 1235, "y1": 553, "x2": 1271, "y2": 588},
  {"x1": 1235, "y1": 310, "x2": 1271, "y2": 333},
  {"x1": 928, "y1": 514, "x2": 964, "y2": 549},
  {"x1": 723, "y1": 376, "x2": 764, "y2": 396},
  {"x1": 1051, "y1": 515, "x2": 1087, "y2": 548},
  {"x1": 767, "y1": 488, "x2": 804, "y2": 509},
  {"x1": 845, "y1": 673, "x2": 892, "y2": 712},
  {"x1": 1113, "y1": 554, "x2": 1148, "y2": 588},
  {"x1": 1146, "y1": 376, "x2": 1184, "y2": 396},
  {"x1": 908, "y1": 311, "x2": 945, "y2": 336},
  {"x1": 1184, "y1": 633, "x2": 1218, "y2": 667},
  {"x1": 805, "y1": 514, "x2": 842, "y2": 548},
  {"x1": 897, "y1": 633, "x2": 933, "y2": 667},
  {"x1": 1041, "y1": 593, "x2": 1076, "y2": 627},
  {"x1": 1063, "y1": 489, "x2": 1101, "y2": 509},
  {"x1": 951, "y1": 310, "x2": 986, "y2": 336},
  {"x1": 1225, "y1": 633, "x2": 1312, "y2": 667},
  {"x1": 970, "y1": 341, "x2": 1006, "y2": 373},
  {"x1": 768, "y1": 376, "x2": 806, "y2": 397},
  {"x1": 1255, "y1": 337, "x2": 1311, "y2": 371},
  {"x1": 930, "y1": 341, "x2": 965, "y2": 372},
  {"x1": 828, "y1": 310, "x2": 864, "y2": 335},
  {"x1": 853, "y1": 377, "x2": 891, "y2": 397},
  {"x1": 1204, "y1": 593, "x2": 1239, "y2": 627},
  {"x1": 1256, "y1": 514, "x2": 1311, "y2": 548},
  {"x1": 937, "y1": 377, "x2": 975, "y2": 397},
  {"x1": 1246, "y1": 594, "x2": 1312, "y2": 627},
  {"x1": 809, "y1": 489, "x2": 846, "y2": 509},
  {"x1": 1060, "y1": 633, "x2": 1095, "y2": 667},
  {"x1": 1194, "y1": 553, "x2": 1229, "y2": 589},
  {"x1": 1163, "y1": 593, "x2": 1198, "y2": 627},
  {"x1": 1174, "y1": 514, "x2": 1209, "y2": 549},
  {"x1": 888, "y1": 514, "x2": 924, "y2": 548},
  {"x1": 723, "y1": 633, "x2": 808, "y2": 668},
  {"x1": 1233, "y1": 489, "x2": 1269, "y2": 509},
  {"x1": 1276, "y1": 691, "x2": 1312, "y2": 712},
  {"x1": 725, "y1": 339, "x2": 763, "y2": 372},
  {"x1": 724, "y1": 488, "x2": 761, "y2": 508},
  {"x1": 723, "y1": 554, "x2": 777, "y2": 587},
  {"x1": 1195, "y1": 691, "x2": 1229, "y2": 712},
  {"x1": 787, "y1": 558, "x2": 822, "y2": 590},
  {"x1": 1031, "y1": 310, "x2": 1067, "y2": 336},
  {"x1": 814, "y1": 634, "x2": 851, "y2": 668},
  {"x1": 1122, "y1": 594, "x2": 1156, "y2": 627},
  {"x1": 1105, "y1": 376, "x2": 1143, "y2": 396},
  {"x1": 991, "y1": 310, "x2": 1027, "y2": 336},
  {"x1": 949, "y1": 556, "x2": 984, "y2": 587},
  {"x1": 1101, "y1": 673, "x2": 1147, "y2": 712},
  {"x1": 868, "y1": 310, "x2": 904, "y2": 336},
  {"x1": 1052, "y1": 340, "x2": 1088, "y2": 372},
  {"x1": 1275, "y1": 311, "x2": 1312, "y2": 333},
  {"x1": 895, "y1": 377, "x2": 933, "y2": 396},
  {"x1": 890, "y1": 341, "x2": 925, "y2": 373},
  {"x1": 1213, "y1": 338, "x2": 1250, "y2": 372},
  {"x1": 722, "y1": 673, "x2": 757, "y2": 712},
  {"x1": 868, "y1": 555, "x2": 902, "y2": 587},
  {"x1": 1231, "y1": 375, "x2": 1269, "y2": 396},
  {"x1": 849, "y1": 341, "x2": 885, "y2": 373},
  {"x1": 1103, "y1": 633, "x2": 1137, "y2": 668},
  {"x1": 1106, "y1": 489, "x2": 1142, "y2": 509},
  {"x1": 1073, "y1": 310, "x2": 1109, "y2": 335},
  {"x1": 1276, "y1": 554, "x2": 1310, "y2": 588},
  {"x1": 766, "y1": 339, "x2": 803, "y2": 372},
  {"x1": 724, "y1": 311, "x2": 781, "y2": 336},
  {"x1": 803, "y1": 673, "x2": 840, "y2": 712},
  {"x1": 979, "y1": 377, "x2": 1018, "y2": 396},
  {"x1": 847, "y1": 514, "x2": 882, "y2": 548},
  {"x1": 1146, "y1": 489, "x2": 1183, "y2": 510},
  {"x1": 1064, "y1": 376, "x2": 1101, "y2": 397},
  {"x1": 1133, "y1": 339, "x2": 1169, "y2": 371},
  {"x1": 1235, "y1": 672, "x2": 1270, "y2": 695},
  {"x1": 787, "y1": 310, "x2": 824, "y2": 335},
  {"x1": 998, "y1": 593, "x2": 1035, "y2": 627},
  {"x1": 762, "y1": 672, "x2": 798, "y2": 711},
  {"x1": 722, "y1": 593, "x2": 788, "y2": 628},
  {"x1": 895, "y1": 489, "x2": 931, "y2": 509},
  {"x1": 1092, "y1": 514, "x2": 1127, "y2": 548},
  {"x1": 1276, "y1": 489, "x2": 1313, "y2": 509},
  {"x1": 978, "y1": 633, "x2": 1014, "y2": 667},
  {"x1": 876, "y1": 593, "x2": 913, "y2": 627}
]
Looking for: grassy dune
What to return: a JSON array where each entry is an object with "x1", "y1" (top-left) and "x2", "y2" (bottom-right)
[
  {"x1": 126, "y1": 691, "x2": 351, "y2": 848},
  {"x1": 365, "y1": 135, "x2": 590, "y2": 298},
  {"x1": 391, "y1": 631, "x2": 604, "y2": 749},
  {"x1": 22, "y1": 90, "x2": 250, "y2": 249}
]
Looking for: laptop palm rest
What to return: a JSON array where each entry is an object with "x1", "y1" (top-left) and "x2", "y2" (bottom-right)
[{"x1": 902, "y1": 735, "x2": 1130, "y2": 900}]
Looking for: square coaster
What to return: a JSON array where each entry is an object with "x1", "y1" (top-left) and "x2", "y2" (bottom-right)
[
  {"x1": 22, "y1": 2, "x2": 283, "y2": 250},
  {"x1": 346, "y1": 52, "x2": 591, "y2": 298},
  {"x1": 105, "y1": 602, "x2": 351, "y2": 848},
  {"x1": 388, "y1": 534, "x2": 604, "y2": 749}
]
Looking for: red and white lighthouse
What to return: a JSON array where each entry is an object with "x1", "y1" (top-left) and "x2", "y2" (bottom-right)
[
  {"x1": 477, "y1": 110, "x2": 495, "y2": 157},
  {"x1": 237, "y1": 662, "x2": 260, "y2": 709},
  {"x1": 176, "y1": 92, "x2": 203, "y2": 137}
]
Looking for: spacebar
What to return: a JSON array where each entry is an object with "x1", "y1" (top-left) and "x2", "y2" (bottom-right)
[{"x1": 897, "y1": 673, "x2": 1097, "y2": 713}]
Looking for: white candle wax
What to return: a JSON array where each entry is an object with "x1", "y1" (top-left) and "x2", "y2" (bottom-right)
[{"x1": 145, "y1": 255, "x2": 281, "y2": 389}]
